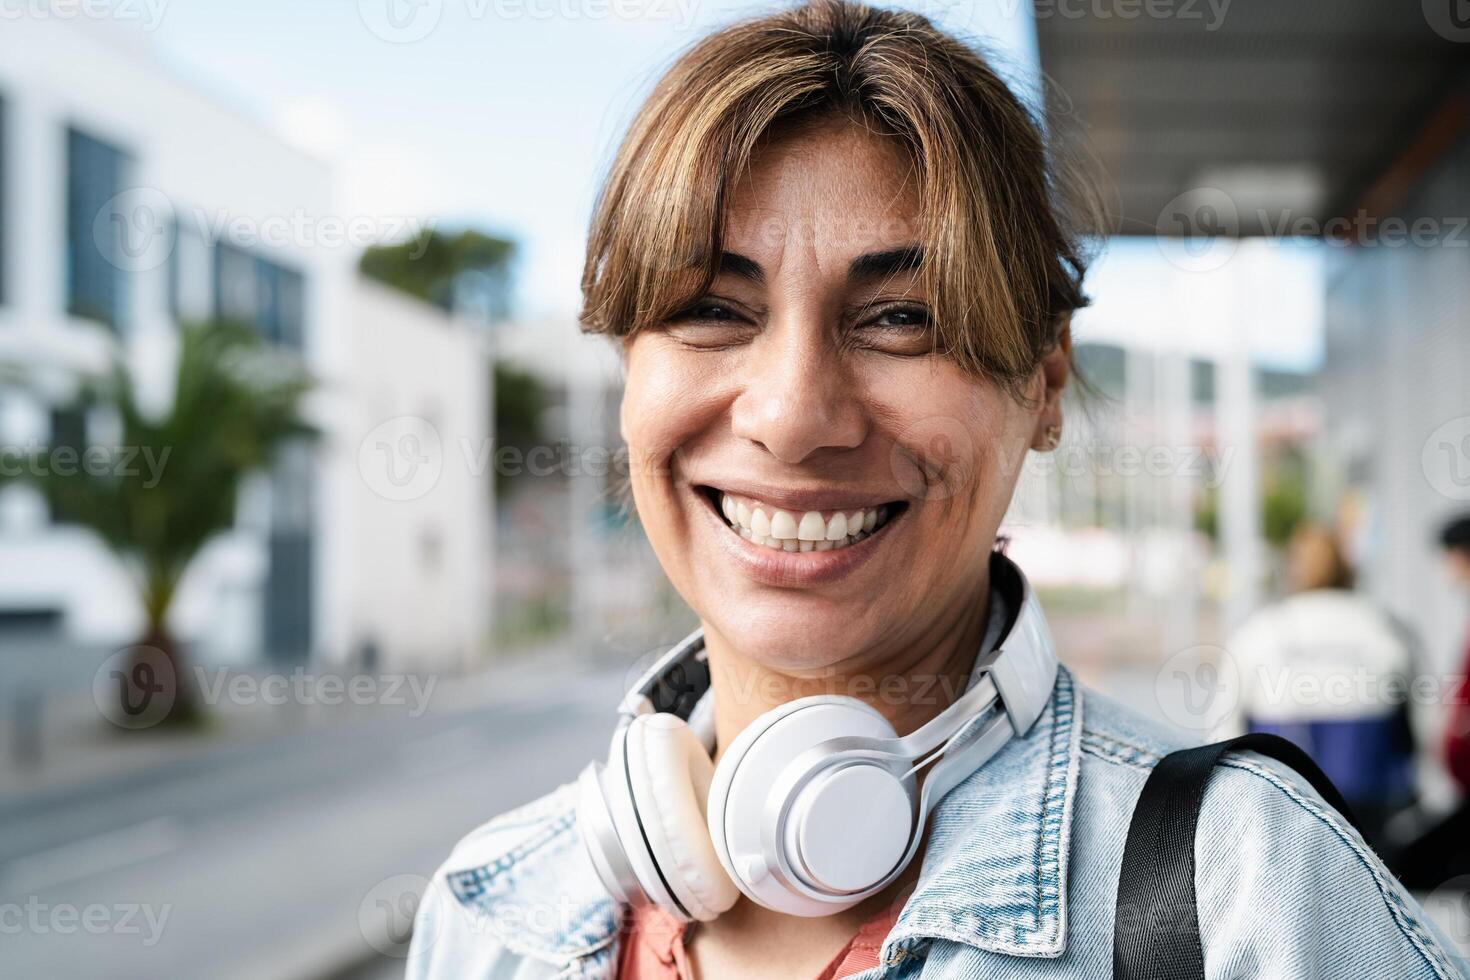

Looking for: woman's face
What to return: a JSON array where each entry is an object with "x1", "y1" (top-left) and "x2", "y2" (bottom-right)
[{"x1": 621, "y1": 118, "x2": 1064, "y2": 674}]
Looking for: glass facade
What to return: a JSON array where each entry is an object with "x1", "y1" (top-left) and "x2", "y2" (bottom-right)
[{"x1": 211, "y1": 241, "x2": 306, "y2": 350}]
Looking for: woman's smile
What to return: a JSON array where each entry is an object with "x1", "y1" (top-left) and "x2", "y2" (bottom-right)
[{"x1": 691, "y1": 483, "x2": 909, "y2": 587}]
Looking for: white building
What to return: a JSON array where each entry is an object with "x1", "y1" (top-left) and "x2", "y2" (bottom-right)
[{"x1": 0, "y1": 18, "x2": 491, "y2": 677}]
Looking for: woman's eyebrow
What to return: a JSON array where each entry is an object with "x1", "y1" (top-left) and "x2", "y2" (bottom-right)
[
  {"x1": 848, "y1": 245, "x2": 923, "y2": 282},
  {"x1": 715, "y1": 245, "x2": 924, "y2": 285},
  {"x1": 716, "y1": 251, "x2": 765, "y2": 284}
]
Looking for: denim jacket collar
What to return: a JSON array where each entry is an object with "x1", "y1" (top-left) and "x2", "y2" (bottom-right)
[{"x1": 442, "y1": 665, "x2": 1082, "y2": 969}]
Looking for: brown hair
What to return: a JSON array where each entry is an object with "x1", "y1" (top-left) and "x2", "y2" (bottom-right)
[
  {"x1": 579, "y1": 0, "x2": 1095, "y2": 391},
  {"x1": 1288, "y1": 523, "x2": 1356, "y2": 592}
]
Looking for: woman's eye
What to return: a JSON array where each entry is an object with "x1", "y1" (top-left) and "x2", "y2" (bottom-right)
[
  {"x1": 868, "y1": 305, "x2": 932, "y2": 330},
  {"x1": 661, "y1": 298, "x2": 757, "y2": 349},
  {"x1": 668, "y1": 299, "x2": 747, "y2": 324},
  {"x1": 682, "y1": 302, "x2": 738, "y2": 322}
]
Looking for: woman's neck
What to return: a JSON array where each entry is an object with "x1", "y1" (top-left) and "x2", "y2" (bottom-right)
[{"x1": 700, "y1": 568, "x2": 993, "y2": 763}]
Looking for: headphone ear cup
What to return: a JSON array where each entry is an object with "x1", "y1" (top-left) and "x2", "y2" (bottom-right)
[
  {"x1": 707, "y1": 696, "x2": 907, "y2": 916},
  {"x1": 625, "y1": 713, "x2": 740, "y2": 921}
]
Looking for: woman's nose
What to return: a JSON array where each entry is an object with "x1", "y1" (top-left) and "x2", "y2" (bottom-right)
[{"x1": 729, "y1": 329, "x2": 867, "y2": 464}]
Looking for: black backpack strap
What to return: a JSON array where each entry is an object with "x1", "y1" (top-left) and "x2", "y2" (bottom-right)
[{"x1": 1112, "y1": 733, "x2": 1361, "y2": 980}]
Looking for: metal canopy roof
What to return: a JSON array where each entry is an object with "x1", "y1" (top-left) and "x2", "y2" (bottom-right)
[{"x1": 1033, "y1": 1, "x2": 1470, "y2": 236}]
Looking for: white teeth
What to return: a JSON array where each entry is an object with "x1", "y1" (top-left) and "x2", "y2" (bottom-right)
[
  {"x1": 797, "y1": 511, "x2": 826, "y2": 541},
  {"x1": 769, "y1": 510, "x2": 799, "y2": 540},
  {"x1": 716, "y1": 492, "x2": 896, "y2": 555},
  {"x1": 751, "y1": 507, "x2": 771, "y2": 537}
]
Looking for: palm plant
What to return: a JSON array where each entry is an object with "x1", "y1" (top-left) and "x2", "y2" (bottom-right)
[{"x1": 0, "y1": 322, "x2": 314, "y2": 726}]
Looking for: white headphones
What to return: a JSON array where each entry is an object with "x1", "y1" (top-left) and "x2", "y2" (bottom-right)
[{"x1": 576, "y1": 552, "x2": 1058, "y2": 921}]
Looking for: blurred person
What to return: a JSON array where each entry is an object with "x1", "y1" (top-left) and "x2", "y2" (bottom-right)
[
  {"x1": 1439, "y1": 515, "x2": 1470, "y2": 793},
  {"x1": 406, "y1": 3, "x2": 1461, "y2": 978},
  {"x1": 1397, "y1": 515, "x2": 1470, "y2": 891},
  {"x1": 1218, "y1": 523, "x2": 1419, "y2": 849}
]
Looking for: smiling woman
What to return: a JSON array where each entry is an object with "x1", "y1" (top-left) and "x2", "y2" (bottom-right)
[{"x1": 406, "y1": 2, "x2": 1464, "y2": 979}]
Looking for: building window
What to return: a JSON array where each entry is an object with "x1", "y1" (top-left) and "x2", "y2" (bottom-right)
[
  {"x1": 264, "y1": 440, "x2": 314, "y2": 663},
  {"x1": 66, "y1": 128, "x2": 130, "y2": 330},
  {"x1": 169, "y1": 219, "x2": 213, "y2": 324},
  {"x1": 46, "y1": 406, "x2": 87, "y2": 524},
  {"x1": 212, "y1": 241, "x2": 305, "y2": 350}
]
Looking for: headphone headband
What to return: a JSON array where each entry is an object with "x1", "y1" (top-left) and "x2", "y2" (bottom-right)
[
  {"x1": 618, "y1": 628, "x2": 709, "y2": 721},
  {"x1": 619, "y1": 551, "x2": 1057, "y2": 741}
]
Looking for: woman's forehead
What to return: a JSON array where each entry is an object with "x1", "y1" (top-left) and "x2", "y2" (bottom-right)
[
  {"x1": 728, "y1": 119, "x2": 920, "y2": 216},
  {"x1": 719, "y1": 124, "x2": 923, "y2": 270}
]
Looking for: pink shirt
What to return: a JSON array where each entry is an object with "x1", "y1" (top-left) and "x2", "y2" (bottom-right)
[{"x1": 615, "y1": 898, "x2": 905, "y2": 979}]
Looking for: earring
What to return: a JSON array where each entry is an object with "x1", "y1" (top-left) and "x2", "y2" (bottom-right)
[{"x1": 1042, "y1": 424, "x2": 1062, "y2": 451}]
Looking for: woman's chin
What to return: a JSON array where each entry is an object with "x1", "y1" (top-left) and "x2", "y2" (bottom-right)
[{"x1": 688, "y1": 565, "x2": 886, "y2": 662}]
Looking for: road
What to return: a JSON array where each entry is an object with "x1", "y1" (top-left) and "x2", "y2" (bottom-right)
[{"x1": 0, "y1": 662, "x2": 628, "y2": 980}]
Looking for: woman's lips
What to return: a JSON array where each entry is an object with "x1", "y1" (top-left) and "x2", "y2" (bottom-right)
[{"x1": 694, "y1": 485, "x2": 906, "y2": 587}]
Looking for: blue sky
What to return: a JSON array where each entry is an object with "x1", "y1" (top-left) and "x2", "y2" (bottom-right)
[
  {"x1": 145, "y1": 0, "x2": 1320, "y2": 370},
  {"x1": 149, "y1": 1, "x2": 1035, "y2": 314}
]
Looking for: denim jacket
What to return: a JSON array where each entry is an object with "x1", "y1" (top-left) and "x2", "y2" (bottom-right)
[{"x1": 405, "y1": 667, "x2": 1467, "y2": 979}]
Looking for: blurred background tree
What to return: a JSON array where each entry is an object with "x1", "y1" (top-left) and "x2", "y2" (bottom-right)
[
  {"x1": 0, "y1": 322, "x2": 314, "y2": 726},
  {"x1": 359, "y1": 228, "x2": 516, "y2": 322}
]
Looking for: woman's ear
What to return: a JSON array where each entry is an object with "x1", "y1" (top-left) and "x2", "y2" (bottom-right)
[{"x1": 1030, "y1": 316, "x2": 1072, "y2": 451}]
